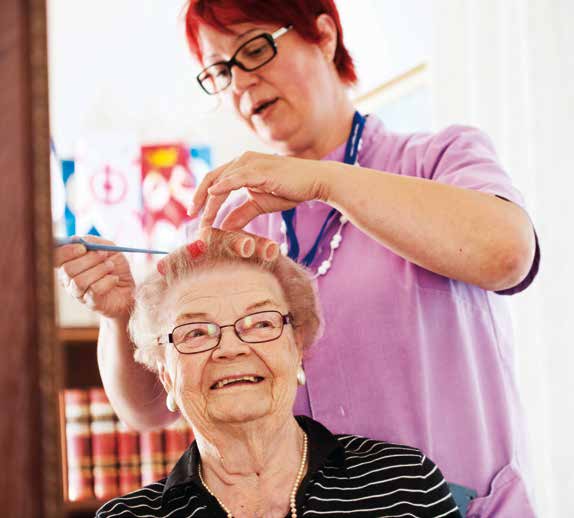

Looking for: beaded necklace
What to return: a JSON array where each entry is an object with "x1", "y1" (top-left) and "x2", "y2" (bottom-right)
[
  {"x1": 280, "y1": 111, "x2": 366, "y2": 279},
  {"x1": 198, "y1": 432, "x2": 308, "y2": 518}
]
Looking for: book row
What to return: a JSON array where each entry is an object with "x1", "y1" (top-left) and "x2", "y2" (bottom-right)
[{"x1": 63, "y1": 388, "x2": 193, "y2": 502}]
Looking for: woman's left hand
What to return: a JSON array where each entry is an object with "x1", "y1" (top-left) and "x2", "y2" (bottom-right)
[{"x1": 188, "y1": 151, "x2": 328, "y2": 231}]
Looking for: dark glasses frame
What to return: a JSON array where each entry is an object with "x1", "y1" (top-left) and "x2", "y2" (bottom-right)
[
  {"x1": 196, "y1": 26, "x2": 292, "y2": 95},
  {"x1": 159, "y1": 310, "x2": 293, "y2": 355}
]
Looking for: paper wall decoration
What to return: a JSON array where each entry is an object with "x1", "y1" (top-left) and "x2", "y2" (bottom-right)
[
  {"x1": 141, "y1": 143, "x2": 197, "y2": 252},
  {"x1": 51, "y1": 136, "x2": 212, "y2": 274},
  {"x1": 73, "y1": 132, "x2": 144, "y2": 246}
]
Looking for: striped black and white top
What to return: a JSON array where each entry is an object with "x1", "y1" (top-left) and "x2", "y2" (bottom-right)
[{"x1": 97, "y1": 416, "x2": 461, "y2": 518}]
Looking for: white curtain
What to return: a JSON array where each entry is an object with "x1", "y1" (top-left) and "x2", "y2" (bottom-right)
[{"x1": 432, "y1": 1, "x2": 574, "y2": 516}]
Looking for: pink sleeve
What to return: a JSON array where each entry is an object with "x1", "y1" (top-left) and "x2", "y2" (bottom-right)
[
  {"x1": 401, "y1": 125, "x2": 539, "y2": 295},
  {"x1": 413, "y1": 125, "x2": 527, "y2": 209}
]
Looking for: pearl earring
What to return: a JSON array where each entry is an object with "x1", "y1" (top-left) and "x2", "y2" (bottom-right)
[
  {"x1": 166, "y1": 392, "x2": 178, "y2": 412},
  {"x1": 296, "y1": 365, "x2": 306, "y2": 386}
]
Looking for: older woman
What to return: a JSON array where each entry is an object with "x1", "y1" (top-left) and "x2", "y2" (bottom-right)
[
  {"x1": 96, "y1": 231, "x2": 461, "y2": 518},
  {"x1": 56, "y1": 1, "x2": 539, "y2": 515}
]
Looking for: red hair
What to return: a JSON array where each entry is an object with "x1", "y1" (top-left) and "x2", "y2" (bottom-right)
[{"x1": 185, "y1": 0, "x2": 357, "y2": 85}]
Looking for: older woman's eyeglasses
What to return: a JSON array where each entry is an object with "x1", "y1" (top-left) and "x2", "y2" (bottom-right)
[
  {"x1": 161, "y1": 310, "x2": 293, "y2": 354},
  {"x1": 197, "y1": 26, "x2": 292, "y2": 95}
]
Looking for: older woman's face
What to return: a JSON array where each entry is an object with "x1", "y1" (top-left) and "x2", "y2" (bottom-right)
[
  {"x1": 160, "y1": 264, "x2": 301, "y2": 429},
  {"x1": 198, "y1": 21, "x2": 339, "y2": 154}
]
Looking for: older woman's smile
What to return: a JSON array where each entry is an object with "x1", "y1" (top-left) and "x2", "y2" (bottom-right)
[{"x1": 210, "y1": 374, "x2": 265, "y2": 390}]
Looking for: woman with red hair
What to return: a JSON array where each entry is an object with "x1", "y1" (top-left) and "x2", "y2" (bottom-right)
[{"x1": 56, "y1": 1, "x2": 539, "y2": 515}]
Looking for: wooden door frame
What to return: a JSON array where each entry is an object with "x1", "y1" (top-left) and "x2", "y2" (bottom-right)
[{"x1": 0, "y1": 0, "x2": 62, "y2": 515}]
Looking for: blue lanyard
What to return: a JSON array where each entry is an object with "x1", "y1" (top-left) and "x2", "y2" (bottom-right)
[{"x1": 281, "y1": 111, "x2": 366, "y2": 267}]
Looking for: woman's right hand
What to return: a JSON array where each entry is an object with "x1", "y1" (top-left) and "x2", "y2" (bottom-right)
[{"x1": 54, "y1": 236, "x2": 136, "y2": 319}]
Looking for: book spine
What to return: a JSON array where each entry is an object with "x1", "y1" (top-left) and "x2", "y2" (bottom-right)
[
  {"x1": 164, "y1": 417, "x2": 191, "y2": 472},
  {"x1": 139, "y1": 429, "x2": 165, "y2": 485},
  {"x1": 117, "y1": 421, "x2": 141, "y2": 494},
  {"x1": 89, "y1": 388, "x2": 119, "y2": 499},
  {"x1": 64, "y1": 389, "x2": 94, "y2": 501}
]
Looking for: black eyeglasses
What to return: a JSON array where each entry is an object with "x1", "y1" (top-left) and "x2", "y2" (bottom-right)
[
  {"x1": 197, "y1": 26, "x2": 292, "y2": 95},
  {"x1": 160, "y1": 310, "x2": 293, "y2": 355}
]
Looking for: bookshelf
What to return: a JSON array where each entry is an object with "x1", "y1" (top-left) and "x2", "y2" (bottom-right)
[
  {"x1": 59, "y1": 327, "x2": 102, "y2": 389},
  {"x1": 59, "y1": 327, "x2": 100, "y2": 343},
  {"x1": 58, "y1": 326, "x2": 193, "y2": 517},
  {"x1": 58, "y1": 326, "x2": 108, "y2": 517}
]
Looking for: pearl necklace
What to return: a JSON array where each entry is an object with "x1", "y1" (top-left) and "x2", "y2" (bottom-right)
[
  {"x1": 198, "y1": 432, "x2": 309, "y2": 518},
  {"x1": 280, "y1": 215, "x2": 349, "y2": 279},
  {"x1": 279, "y1": 157, "x2": 361, "y2": 280}
]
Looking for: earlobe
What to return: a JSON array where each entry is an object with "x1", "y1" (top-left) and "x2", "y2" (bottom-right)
[
  {"x1": 158, "y1": 362, "x2": 178, "y2": 412},
  {"x1": 157, "y1": 362, "x2": 172, "y2": 393},
  {"x1": 292, "y1": 327, "x2": 304, "y2": 357}
]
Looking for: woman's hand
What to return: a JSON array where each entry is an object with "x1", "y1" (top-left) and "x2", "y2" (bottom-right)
[
  {"x1": 188, "y1": 152, "x2": 329, "y2": 231},
  {"x1": 54, "y1": 236, "x2": 136, "y2": 319}
]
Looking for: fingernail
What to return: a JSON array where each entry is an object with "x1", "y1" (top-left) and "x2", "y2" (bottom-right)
[
  {"x1": 74, "y1": 245, "x2": 86, "y2": 256},
  {"x1": 187, "y1": 204, "x2": 196, "y2": 217},
  {"x1": 104, "y1": 260, "x2": 114, "y2": 270},
  {"x1": 186, "y1": 240, "x2": 206, "y2": 259},
  {"x1": 113, "y1": 275, "x2": 120, "y2": 284}
]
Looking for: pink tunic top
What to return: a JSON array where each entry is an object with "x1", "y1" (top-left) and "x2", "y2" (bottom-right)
[{"x1": 224, "y1": 116, "x2": 538, "y2": 517}]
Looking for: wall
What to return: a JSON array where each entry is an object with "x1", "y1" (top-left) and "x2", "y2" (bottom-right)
[
  {"x1": 432, "y1": 1, "x2": 574, "y2": 514},
  {"x1": 339, "y1": 0, "x2": 432, "y2": 96},
  {"x1": 47, "y1": 0, "x2": 269, "y2": 166},
  {"x1": 47, "y1": 0, "x2": 432, "y2": 166}
]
